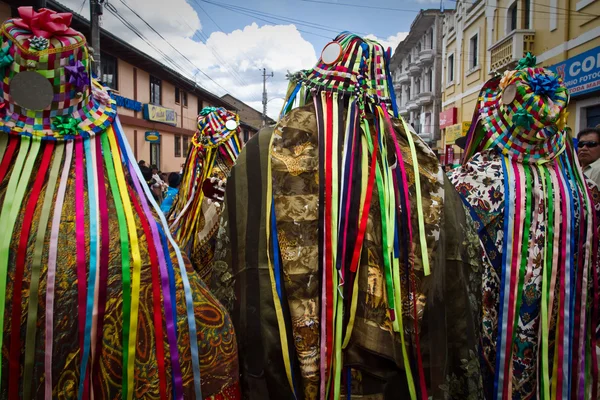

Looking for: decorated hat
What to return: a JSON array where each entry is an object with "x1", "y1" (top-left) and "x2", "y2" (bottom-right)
[
  {"x1": 463, "y1": 54, "x2": 570, "y2": 163},
  {"x1": 192, "y1": 106, "x2": 240, "y2": 149},
  {"x1": 282, "y1": 32, "x2": 397, "y2": 116},
  {"x1": 0, "y1": 7, "x2": 115, "y2": 140},
  {"x1": 168, "y1": 106, "x2": 242, "y2": 263}
]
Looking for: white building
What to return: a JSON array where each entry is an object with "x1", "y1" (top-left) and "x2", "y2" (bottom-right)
[{"x1": 391, "y1": 9, "x2": 450, "y2": 145}]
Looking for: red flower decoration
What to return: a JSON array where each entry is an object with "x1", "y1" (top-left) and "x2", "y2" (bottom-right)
[{"x1": 13, "y1": 7, "x2": 78, "y2": 39}]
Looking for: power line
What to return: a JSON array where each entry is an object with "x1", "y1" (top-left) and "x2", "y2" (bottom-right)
[
  {"x1": 116, "y1": 0, "x2": 233, "y2": 94},
  {"x1": 201, "y1": 0, "x2": 374, "y2": 36},
  {"x1": 298, "y1": 0, "x2": 422, "y2": 12},
  {"x1": 78, "y1": 0, "x2": 87, "y2": 14},
  {"x1": 198, "y1": 0, "x2": 335, "y2": 39}
]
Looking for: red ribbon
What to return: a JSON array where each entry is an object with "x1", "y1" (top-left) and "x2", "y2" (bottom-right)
[{"x1": 13, "y1": 6, "x2": 78, "y2": 39}]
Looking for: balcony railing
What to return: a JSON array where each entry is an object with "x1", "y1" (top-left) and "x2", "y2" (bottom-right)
[
  {"x1": 489, "y1": 30, "x2": 535, "y2": 73},
  {"x1": 408, "y1": 62, "x2": 421, "y2": 77},
  {"x1": 418, "y1": 49, "x2": 434, "y2": 65},
  {"x1": 407, "y1": 100, "x2": 419, "y2": 112},
  {"x1": 417, "y1": 91, "x2": 433, "y2": 106},
  {"x1": 398, "y1": 71, "x2": 410, "y2": 85}
]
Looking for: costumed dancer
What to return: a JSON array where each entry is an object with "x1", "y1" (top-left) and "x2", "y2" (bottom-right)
[
  {"x1": 450, "y1": 55, "x2": 600, "y2": 399},
  {"x1": 167, "y1": 107, "x2": 242, "y2": 291},
  {"x1": 0, "y1": 7, "x2": 239, "y2": 399},
  {"x1": 217, "y1": 32, "x2": 484, "y2": 399}
]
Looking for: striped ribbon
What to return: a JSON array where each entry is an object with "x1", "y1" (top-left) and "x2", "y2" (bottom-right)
[
  {"x1": 45, "y1": 140, "x2": 74, "y2": 399},
  {"x1": 0, "y1": 136, "x2": 39, "y2": 393}
]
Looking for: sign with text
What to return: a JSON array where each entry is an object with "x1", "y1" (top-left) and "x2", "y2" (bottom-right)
[
  {"x1": 143, "y1": 104, "x2": 177, "y2": 126},
  {"x1": 445, "y1": 122, "x2": 471, "y2": 143},
  {"x1": 113, "y1": 94, "x2": 142, "y2": 112},
  {"x1": 548, "y1": 46, "x2": 600, "y2": 97},
  {"x1": 145, "y1": 131, "x2": 160, "y2": 143},
  {"x1": 439, "y1": 107, "x2": 457, "y2": 129}
]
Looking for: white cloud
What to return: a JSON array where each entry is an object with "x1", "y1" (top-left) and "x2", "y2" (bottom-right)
[
  {"x1": 365, "y1": 32, "x2": 409, "y2": 54},
  {"x1": 55, "y1": 0, "x2": 317, "y2": 119}
]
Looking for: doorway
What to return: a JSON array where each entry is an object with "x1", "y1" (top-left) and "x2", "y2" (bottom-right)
[{"x1": 150, "y1": 142, "x2": 161, "y2": 170}]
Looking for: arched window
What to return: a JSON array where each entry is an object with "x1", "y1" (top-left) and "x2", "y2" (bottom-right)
[{"x1": 508, "y1": 2, "x2": 518, "y2": 32}]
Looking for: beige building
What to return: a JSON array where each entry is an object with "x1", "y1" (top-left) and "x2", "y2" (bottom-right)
[
  {"x1": 440, "y1": 0, "x2": 600, "y2": 164},
  {"x1": 221, "y1": 93, "x2": 275, "y2": 142},
  {"x1": 0, "y1": 0, "x2": 245, "y2": 173},
  {"x1": 391, "y1": 9, "x2": 449, "y2": 146}
]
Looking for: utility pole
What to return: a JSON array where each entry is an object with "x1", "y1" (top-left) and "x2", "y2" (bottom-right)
[
  {"x1": 89, "y1": 0, "x2": 104, "y2": 78},
  {"x1": 261, "y1": 68, "x2": 274, "y2": 126}
]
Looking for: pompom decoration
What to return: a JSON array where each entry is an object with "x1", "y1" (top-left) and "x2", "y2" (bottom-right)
[
  {"x1": 528, "y1": 74, "x2": 560, "y2": 100},
  {"x1": 64, "y1": 60, "x2": 89, "y2": 93},
  {"x1": 516, "y1": 52, "x2": 536, "y2": 70},
  {"x1": 200, "y1": 106, "x2": 218, "y2": 116},
  {"x1": 52, "y1": 115, "x2": 79, "y2": 136},
  {"x1": 29, "y1": 36, "x2": 49, "y2": 51},
  {"x1": 513, "y1": 107, "x2": 535, "y2": 131}
]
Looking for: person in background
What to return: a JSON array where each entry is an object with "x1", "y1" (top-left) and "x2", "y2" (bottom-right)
[
  {"x1": 141, "y1": 165, "x2": 163, "y2": 204},
  {"x1": 577, "y1": 127, "x2": 600, "y2": 186},
  {"x1": 138, "y1": 159, "x2": 147, "y2": 169},
  {"x1": 161, "y1": 172, "x2": 181, "y2": 214}
]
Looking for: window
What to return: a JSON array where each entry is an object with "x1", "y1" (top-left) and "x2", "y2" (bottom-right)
[
  {"x1": 427, "y1": 69, "x2": 433, "y2": 92},
  {"x1": 198, "y1": 99, "x2": 204, "y2": 115},
  {"x1": 175, "y1": 135, "x2": 181, "y2": 157},
  {"x1": 150, "y1": 76, "x2": 161, "y2": 105},
  {"x1": 101, "y1": 52, "x2": 118, "y2": 89},
  {"x1": 415, "y1": 78, "x2": 421, "y2": 95},
  {"x1": 183, "y1": 136, "x2": 189, "y2": 154},
  {"x1": 429, "y1": 29, "x2": 434, "y2": 50},
  {"x1": 523, "y1": 0, "x2": 530, "y2": 29},
  {"x1": 406, "y1": 87, "x2": 411, "y2": 102},
  {"x1": 469, "y1": 34, "x2": 479, "y2": 69},
  {"x1": 448, "y1": 54, "x2": 455, "y2": 82},
  {"x1": 175, "y1": 88, "x2": 188, "y2": 107},
  {"x1": 509, "y1": 2, "x2": 518, "y2": 32}
]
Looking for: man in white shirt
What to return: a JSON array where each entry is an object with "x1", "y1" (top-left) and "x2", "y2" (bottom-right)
[{"x1": 577, "y1": 127, "x2": 600, "y2": 187}]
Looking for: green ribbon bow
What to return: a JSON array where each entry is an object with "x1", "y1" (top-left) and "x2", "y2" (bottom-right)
[
  {"x1": 0, "y1": 46, "x2": 13, "y2": 69},
  {"x1": 513, "y1": 107, "x2": 535, "y2": 130},
  {"x1": 53, "y1": 115, "x2": 80, "y2": 136},
  {"x1": 200, "y1": 106, "x2": 218, "y2": 116},
  {"x1": 516, "y1": 53, "x2": 537, "y2": 70}
]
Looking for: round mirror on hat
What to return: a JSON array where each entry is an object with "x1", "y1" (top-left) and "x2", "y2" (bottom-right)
[
  {"x1": 321, "y1": 41, "x2": 343, "y2": 65},
  {"x1": 225, "y1": 119, "x2": 238, "y2": 131},
  {"x1": 11, "y1": 71, "x2": 54, "y2": 110}
]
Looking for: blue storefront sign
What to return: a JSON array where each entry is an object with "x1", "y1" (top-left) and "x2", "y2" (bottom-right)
[
  {"x1": 113, "y1": 94, "x2": 143, "y2": 112},
  {"x1": 548, "y1": 46, "x2": 600, "y2": 97},
  {"x1": 145, "y1": 131, "x2": 161, "y2": 143},
  {"x1": 143, "y1": 104, "x2": 177, "y2": 126}
]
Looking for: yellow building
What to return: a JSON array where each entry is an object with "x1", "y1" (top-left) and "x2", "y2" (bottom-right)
[{"x1": 440, "y1": 0, "x2": 600, "y2": 164}]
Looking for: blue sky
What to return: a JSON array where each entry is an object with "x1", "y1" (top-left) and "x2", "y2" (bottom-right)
[{"x1": 58, "y1": 0, "x2": 447, "y2": 117}]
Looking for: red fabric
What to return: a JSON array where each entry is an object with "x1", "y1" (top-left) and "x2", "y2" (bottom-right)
[
  {"x1": 13, "y1": 6, "x2": 78, "y2": 39},
  {"x1": 91, "y1": 136, "x2": 110, "y2": 399},
  {"x1": 0, "y1": 137, "x2": 18, "y2": 183},
  {"x1": 8, "y1": 141, "x2": 54, "y2": 399},
  {"x1": 324, "y1": 95, "x2": 334, "y2": 389}
]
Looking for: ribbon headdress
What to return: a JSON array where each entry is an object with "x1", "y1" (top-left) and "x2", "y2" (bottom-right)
[
  {"x1": 0, "y1": 8, "x2": 207, "y2": 400},
  {"x1": 270, "y1": 32, "x2": 435, "y2": 400},
  {"x1": 168, "y1": 107, "x2": 242, "y2": 260},
  {"x1": 456, "y1": 55, "x2": 599, "y2": 399}
]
